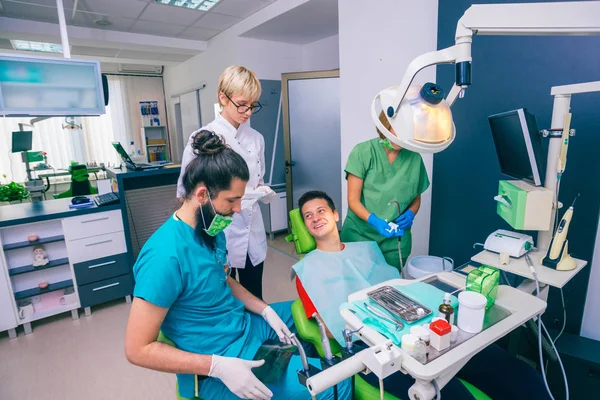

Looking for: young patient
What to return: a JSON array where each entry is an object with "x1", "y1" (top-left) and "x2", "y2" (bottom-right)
[{"x1": 292, "y1": 190, "x2": 551, "y2": 400}]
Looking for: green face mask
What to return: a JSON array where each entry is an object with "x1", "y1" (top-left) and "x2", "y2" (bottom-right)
[
  {"x1": 379, "y1": 138, "x2": 396, "y2": 151},
  {"x1": 200, "y1": 195, "x2": 233, "y2": 236}
]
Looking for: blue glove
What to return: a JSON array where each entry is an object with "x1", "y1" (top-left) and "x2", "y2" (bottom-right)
[
  {"x1": 368, "y1": 214, "x2": 394, "y2": 238},
  {"x1": 395, "y1": 209, "x2": 415, "y2": 230}
]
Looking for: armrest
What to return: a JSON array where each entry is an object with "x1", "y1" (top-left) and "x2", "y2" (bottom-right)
[{"x1": 291, "y1": 299, "x2": 342, "y2": 358}]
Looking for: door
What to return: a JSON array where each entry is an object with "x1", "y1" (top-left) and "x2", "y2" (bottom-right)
[
  {"x1": 179, "y1": 90, "x2": 201, "y2": 148},
  {"x1": 282, "y1": 70, "x2": 341, "y2": 227}
]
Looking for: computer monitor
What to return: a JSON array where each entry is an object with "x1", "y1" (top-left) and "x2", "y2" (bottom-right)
[
  {"x1": 11, "y1": 131, "x2": 33, "y2": 153},
  {"x1": 112, "y1": 142, "x2": 134, "y2": 165},
  {"x1": 488, "y1": 108, "x2": 546, "y2": 186}
]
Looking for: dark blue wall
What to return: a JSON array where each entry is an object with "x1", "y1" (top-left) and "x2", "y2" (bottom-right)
[
  {"x1": 252, "y1": 80, "x2": 285, "y2": 186},
  {"x1": 432, "y1": 0, "x2": 600, "y2": 334}
]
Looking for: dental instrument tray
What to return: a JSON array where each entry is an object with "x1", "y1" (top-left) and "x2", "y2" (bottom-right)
[{"x1": 367, "y1": 286, "x2": 432, "y2": 323}]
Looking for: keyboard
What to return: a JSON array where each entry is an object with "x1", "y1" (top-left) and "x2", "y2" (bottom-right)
[{"x1": 94, "y1": 192, "x2": 120, "y2": 207}]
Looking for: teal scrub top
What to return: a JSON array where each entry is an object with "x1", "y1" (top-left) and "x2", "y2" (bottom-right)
[
  {"x1": 340, "y1": 138, "x2": 430, "y2": 269},
  {"x1": 133, "y1": 214, "x2": 264, "y2": 396}
]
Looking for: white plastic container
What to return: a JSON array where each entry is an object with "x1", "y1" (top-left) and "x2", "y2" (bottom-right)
[
  {"x1": 405, "y1": 256, "x2": 454, "y2": 279},
  {"x1": 457, "y1": 291, "x2": 487, "y2": 333},
  {"x1": 401, "y1": 333, "x2": 417, "y2": 355}
]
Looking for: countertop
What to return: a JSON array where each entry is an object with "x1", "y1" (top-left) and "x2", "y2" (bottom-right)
[
  {"x1": 0, "y1": 197, "x2": 120, "y2": 228},
  {"x1": 106, "y1": 165, "x2": 181, "y2": 180}
]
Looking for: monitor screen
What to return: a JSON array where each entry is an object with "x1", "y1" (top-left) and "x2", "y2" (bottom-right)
[
  {"x1": 112, "y1": 142, "x2": 133, "y2": 164},
  {"x1": 488, "y1": 108, "x2": 546, "y2": 186},
  {"x1": 11, "y1": 131, "x2": 33, "y2": 153}
]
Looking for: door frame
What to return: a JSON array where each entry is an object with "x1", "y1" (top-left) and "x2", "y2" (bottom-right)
[{"x1": 281, "y1": 69, "x2": 340, "y2": 220}]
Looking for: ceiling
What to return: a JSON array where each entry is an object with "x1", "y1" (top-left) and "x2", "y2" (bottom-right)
[
  {"x1": 0, "y1": 0, "x2": 276, "y2": 62},
  {"x1": 241, "y1": 0, "x2": 338, "y2": 45}
]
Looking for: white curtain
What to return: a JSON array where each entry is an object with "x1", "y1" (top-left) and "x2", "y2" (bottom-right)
[{"x1": 0, "y1": 75, "x2": 166, "y2": 184}]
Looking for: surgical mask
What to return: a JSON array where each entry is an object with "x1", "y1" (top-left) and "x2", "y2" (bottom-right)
[
  {"x1": 199, "y1": 194, "x2": 233, "y2": 236},
  {"x1": 379, "y1": 138, "x2": 396, "y2": 151}
]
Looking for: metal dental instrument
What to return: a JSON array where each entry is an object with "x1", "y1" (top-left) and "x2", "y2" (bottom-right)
[
  {"x1": 289, "y1": 333, "x2": 310, "y2": 372},
  {"x1": 388, "y1": 200, "x2": 404, "y2": 271},
  {"x1": 363, "y1": 302, "x2": 404, "y2": 330},
  {"x1": 314, "y1": 313, "x2": 335, "y2": 364},
  {"x1": 368, "y1": 286, "x2": 432, "y2": 323}
]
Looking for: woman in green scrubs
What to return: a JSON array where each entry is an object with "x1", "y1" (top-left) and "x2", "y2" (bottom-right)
[{"x1": 341, "y1": 111, "x2": 430, "y2": 271}]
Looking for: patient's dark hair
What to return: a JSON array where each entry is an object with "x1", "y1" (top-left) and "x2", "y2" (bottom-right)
[
  {"x1": 298, "y1": 191, "x2": 336, "y2": 214},
  {"x1": 182, "y1": 130, "x2": 249, "y2": 199}
]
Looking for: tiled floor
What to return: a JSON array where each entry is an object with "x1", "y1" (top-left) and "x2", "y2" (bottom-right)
[{"x1": 0, "y1": 235, "x2": 300, "y2": 400}]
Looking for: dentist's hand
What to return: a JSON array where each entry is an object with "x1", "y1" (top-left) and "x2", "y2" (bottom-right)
[
  {"x1": 261, "y1": 306, "x2": 292, "y2": 344},
  {"x1": 368, "y1": 214, "x2": 395, "y2": 238},
  {"x1": 395, "y1": 209, "x2": 415, "y2": 230},
  {"x1": 209, "y1": 355, "x2": 272, "y2": 400}
]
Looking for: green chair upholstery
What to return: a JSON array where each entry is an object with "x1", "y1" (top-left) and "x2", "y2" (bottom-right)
[
  {"x1": 53, "y1": 164, "x2": 97, "y2": 199},
  {"x1": 291, "y1": 299, "x2": 492, "y2": 400},
  {"x1": 157, "y1": 331, "x2": 203, "y2": 400}
]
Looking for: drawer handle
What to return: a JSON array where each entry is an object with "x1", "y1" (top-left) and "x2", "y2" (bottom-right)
[
  {"x1": 85, "y1": 239, "x2": 113, "y2": 247},
  {"x1": 81, "y1": 217, "x2": 109, "y2": 224},
  {"x1": 92, "y1": 282, "x2": 120, "y2": 292},
  {"x1": 88, "y1": 260, "x2": 116, "y2": 269}
]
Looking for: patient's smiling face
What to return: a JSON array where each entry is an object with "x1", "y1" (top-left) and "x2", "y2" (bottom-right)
[{"x1": 301, "y1": 198, "x2": 339, "y2": 239}]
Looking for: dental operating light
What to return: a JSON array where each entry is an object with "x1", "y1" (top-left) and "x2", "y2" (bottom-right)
[{"x1": 372, "y1": 1, "x2": 600, "y2": 154}]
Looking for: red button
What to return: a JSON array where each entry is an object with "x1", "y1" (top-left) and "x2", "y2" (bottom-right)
[{"x1": 430, "y1": 319, "x2": 451, "y2": 336}]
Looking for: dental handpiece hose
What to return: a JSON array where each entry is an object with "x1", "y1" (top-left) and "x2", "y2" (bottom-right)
[
  {"x1": 314, "y1": 313, "x2": 335, "y2": 364},
  {"x1": 525, "y1": 254, "x2": 569, "y2": 400}
]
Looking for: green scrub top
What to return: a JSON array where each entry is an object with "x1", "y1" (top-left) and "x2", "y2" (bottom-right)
[{"x1": 340, "y1": 138, "x2": 430, "y2": 270}]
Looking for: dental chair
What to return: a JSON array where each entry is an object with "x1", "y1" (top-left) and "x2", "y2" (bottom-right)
[
  {"x1": 53, "y1": 164, "x2": 98, "y2": 199},
  {"x1": 157, "y1": 331, "x2": 203, "y2": 400},
  {"x1": 287, "y1": 208, "x2": 492, "y2": 400}
]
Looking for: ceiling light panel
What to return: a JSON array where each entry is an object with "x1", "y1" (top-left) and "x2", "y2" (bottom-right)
[
  {"x1": 154, "y1": 0, "x2": 220, "y2": 11},
  {"x1": 11, "y1": 40, "x2": 64, "y2": 53}
]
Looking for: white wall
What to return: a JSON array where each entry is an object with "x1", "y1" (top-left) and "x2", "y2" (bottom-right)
[
  {"x1": 581, "y1": 212, "x2": 600, "y2": 341},
  {"x1": 236, "y1": 37, "x2": 303, "y2": 80},
  {"x1": 302, "y1": 34, "x2": 340, "y2": 71},
  {"x1": 338, "y1": 0, "x2": 438, "y2": 257}
]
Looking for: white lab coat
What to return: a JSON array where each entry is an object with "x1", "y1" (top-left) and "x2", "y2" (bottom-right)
[{"x1": 177, "y1": 113, "x2": 268, "y2": 269}]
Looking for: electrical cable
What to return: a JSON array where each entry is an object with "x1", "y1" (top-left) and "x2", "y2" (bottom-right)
[
  {"x1": 541, "y1": 320, "x2": 569, "y2": 400},
  {"x1": 379, "y1": 378, "x2": 384, "y2": 400},
  {"x1": 432, "y1": 379, "x2": 441, "y2": 400},
  {"x1": 527, "y1": 255, "x2": 569, "y2": 400},
  {"x1": 554, "y1": 288, "x2": 567, "y2": 343}
]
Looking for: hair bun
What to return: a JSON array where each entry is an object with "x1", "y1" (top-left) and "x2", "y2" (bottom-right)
[{"x1": 191, "y1": 130, "x2": 227, "y2": 155}]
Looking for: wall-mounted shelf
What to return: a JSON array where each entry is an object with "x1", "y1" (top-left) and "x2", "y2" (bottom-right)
[
  {"x1": 14, "y1": 279, "x2": 73, "y2": 300},
  {"x1": 9, "y1": 258, "x2": 70, "y2": 277},
  {"x1": 3, "y1": 235, "x2": 65, "y2": 251}
]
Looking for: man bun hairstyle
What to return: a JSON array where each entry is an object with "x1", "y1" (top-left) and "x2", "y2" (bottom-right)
[{"x1": 182, "y1": 130, "x2": 249, "y2": 199}]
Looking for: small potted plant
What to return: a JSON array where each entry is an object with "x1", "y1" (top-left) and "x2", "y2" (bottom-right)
[{"x1": 0, "y1": 177, "x2": 29, "y2": 205}]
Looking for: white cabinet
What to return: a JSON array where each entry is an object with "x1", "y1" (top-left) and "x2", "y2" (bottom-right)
[
  {"x1": 0, "y1": 250, "x2": 17, "y2": 338},
  {"x1": 259, "y1": 191, "x2": 288, "y2": 240}
]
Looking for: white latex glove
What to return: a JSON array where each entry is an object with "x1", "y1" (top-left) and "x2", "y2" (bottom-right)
[
  {"x1": 256, "y1": 186, "x2": 277, "y2": 205},
  {"x1": 208, "y1": 355, "x2": 273, "y2": 400},
  {"x1": 261, "y1": 306, "x2": 293, "y2": 344}
]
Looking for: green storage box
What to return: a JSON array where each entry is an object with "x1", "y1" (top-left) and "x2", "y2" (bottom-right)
[
  {"x1": 496, "y1": 180, "x2": 553, "y2": 231},
  {"x1": 466, "y1": 265, "x2": 500, "y2": 310}
]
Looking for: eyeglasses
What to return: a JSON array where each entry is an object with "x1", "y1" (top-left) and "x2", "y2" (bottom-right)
[{"x1": 223, "y1": 92, "x2": 263, "y2": 115}]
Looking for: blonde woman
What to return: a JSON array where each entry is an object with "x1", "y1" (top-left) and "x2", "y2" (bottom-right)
[{"x1": 177, "y1": 66, "x2": 274, "y2": 299}]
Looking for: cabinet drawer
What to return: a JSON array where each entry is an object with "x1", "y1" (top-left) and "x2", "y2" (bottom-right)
[
  {"x1": 78, "y1": 274, "x2": 133, "y2": 308},
  {"x1": 67, "y1": 231, "x2": 127, "y2": 264},
  {"x1": 62, "y1": 210, "x2": 123, "y2": 241},
  {"x1": 74, "y1": 253, "x2": 130, "y2": 286}
]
